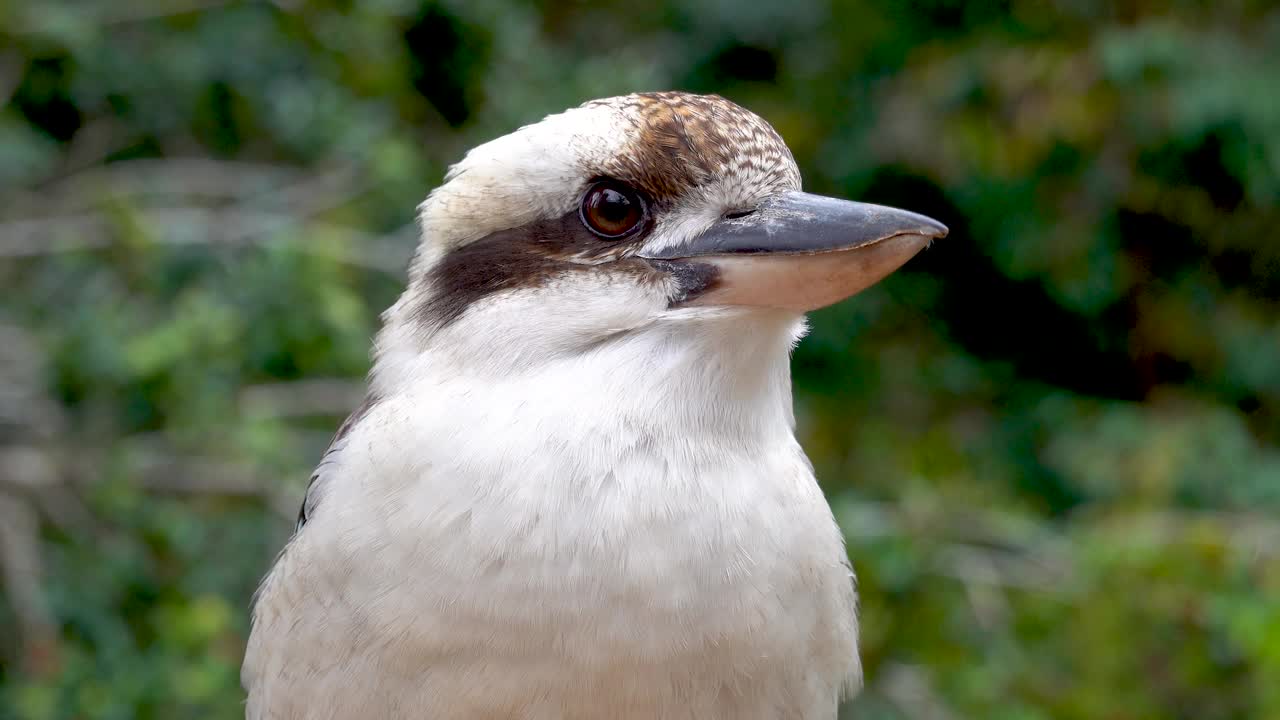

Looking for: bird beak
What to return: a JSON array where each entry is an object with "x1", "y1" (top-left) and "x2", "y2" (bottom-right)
[{"x1": 641, "y1": 191, "x2": 948, "y2": 312}]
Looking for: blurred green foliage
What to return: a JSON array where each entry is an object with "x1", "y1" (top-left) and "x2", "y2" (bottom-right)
[{"x1": 1, "y1": 1, "x2": 1278, "y2": 718}]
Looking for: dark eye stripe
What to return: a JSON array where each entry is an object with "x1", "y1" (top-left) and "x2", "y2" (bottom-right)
[{"x1": 416, "y1": 207, "x2": 652, "y2": 330}]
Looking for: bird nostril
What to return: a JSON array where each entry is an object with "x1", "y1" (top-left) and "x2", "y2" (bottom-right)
[{"x1": 724, "y1": 208, "x2": 756, "y2": 220}]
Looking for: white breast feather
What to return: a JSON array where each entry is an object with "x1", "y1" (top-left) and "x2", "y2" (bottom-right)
[{"x1": 243, "y1": 311, "x2": 859, "y2": 720}]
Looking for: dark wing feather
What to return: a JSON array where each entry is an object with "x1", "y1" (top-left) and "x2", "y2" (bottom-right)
[{"x1": 295, "y1": 394, "x2": 379, "y2": 531}]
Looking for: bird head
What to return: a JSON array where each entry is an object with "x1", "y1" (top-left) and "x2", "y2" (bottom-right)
[{"x1": 376, "y1": 92, "x2": 946, "y2": 382}]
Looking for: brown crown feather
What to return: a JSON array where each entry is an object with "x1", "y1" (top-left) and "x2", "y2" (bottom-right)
[{"x1": 588, "y1": 92, "x2": 800, "y2": 204}]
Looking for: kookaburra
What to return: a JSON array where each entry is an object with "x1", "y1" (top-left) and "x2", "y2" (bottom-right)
[{"x1": 243, "y1": 91, "x2": 946, "y2": 719}]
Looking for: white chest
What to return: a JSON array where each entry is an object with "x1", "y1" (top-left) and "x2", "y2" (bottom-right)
[{"x1": 246, "y1": 334, "x2": 860, "y2": 719}]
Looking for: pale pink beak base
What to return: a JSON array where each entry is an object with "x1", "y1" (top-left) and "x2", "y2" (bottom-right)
[{"x1": 691, "y1": 232, "x2": 934, "y2": 312}]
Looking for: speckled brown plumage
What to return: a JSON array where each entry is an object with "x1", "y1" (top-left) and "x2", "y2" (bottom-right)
[{"x1": 587, "y1": 92, "x2": 800, "y2": 205}]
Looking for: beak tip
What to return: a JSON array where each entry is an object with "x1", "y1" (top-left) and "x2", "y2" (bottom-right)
[{"x1": 918, "y1": 215, "x2": 949, "y2": 239}]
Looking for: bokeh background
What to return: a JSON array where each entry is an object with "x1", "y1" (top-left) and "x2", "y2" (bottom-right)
[{"x1": 2, "y1": 1, "x2": 1278, "y2": 718}]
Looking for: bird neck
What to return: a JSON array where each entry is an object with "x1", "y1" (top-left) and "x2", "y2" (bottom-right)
[{"x1": 369, "y1": 309, "x2": 806, "y2": 448}]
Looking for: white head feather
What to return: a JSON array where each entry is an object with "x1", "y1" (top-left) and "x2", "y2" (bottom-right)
[{"x1": 374, "y1": 92, "x2": 808, "y2": 391}]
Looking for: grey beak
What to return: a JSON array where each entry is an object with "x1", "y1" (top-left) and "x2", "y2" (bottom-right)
[{"x1": 639, "y1": 191, "x2": 948, "y2": 259}]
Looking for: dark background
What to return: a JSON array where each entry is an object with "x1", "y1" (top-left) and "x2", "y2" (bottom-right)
[{"x1": 2, "y1": 1, "x2": 1278, "y2": 718}]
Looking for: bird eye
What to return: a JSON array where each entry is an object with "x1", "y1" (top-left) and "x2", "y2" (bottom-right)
[{"x1": 580, "y1": 180, "x2": 646, "y2": 239}]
